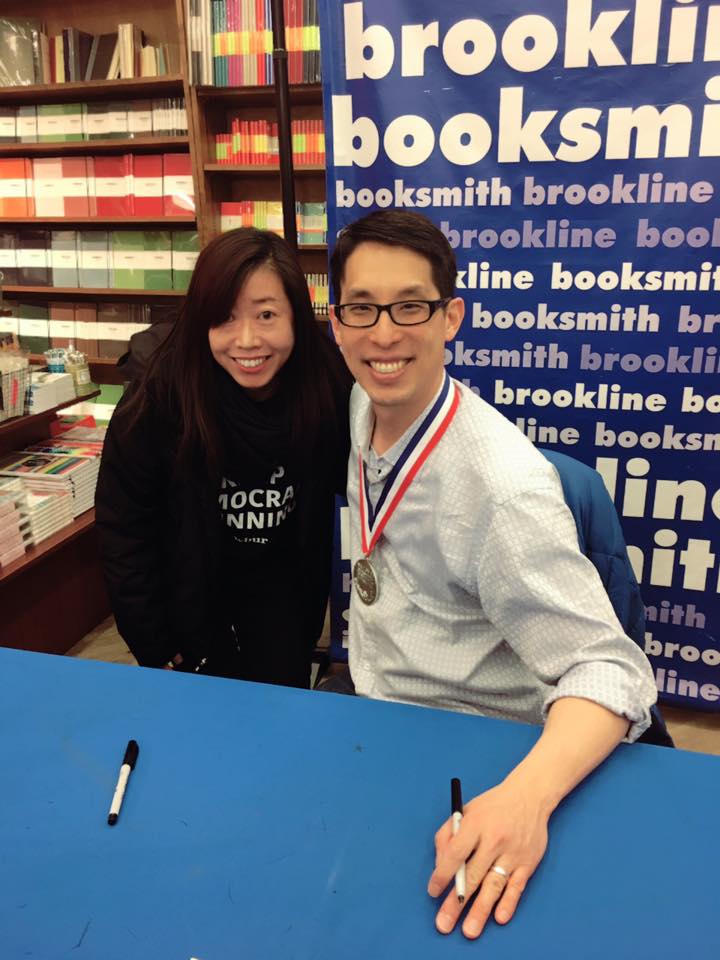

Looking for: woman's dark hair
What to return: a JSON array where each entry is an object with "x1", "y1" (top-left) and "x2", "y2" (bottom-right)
[
  {"x1": 330, "y1": 210, "x2": 458, "y2": 303},
  {"x1": 127, "y1": 228, "x2": 348, "y2": 475}
]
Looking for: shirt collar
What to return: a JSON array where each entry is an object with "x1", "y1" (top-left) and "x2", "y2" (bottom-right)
[{"x1": 361, "y1": 374, "x2": 449, "y2": 469}]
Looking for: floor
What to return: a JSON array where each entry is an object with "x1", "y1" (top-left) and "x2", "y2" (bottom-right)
[{"x1": 68, "y1": 616, "x2": 720, "y2": 756}]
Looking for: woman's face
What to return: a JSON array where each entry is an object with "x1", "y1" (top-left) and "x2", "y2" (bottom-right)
[{"x1": 208, "y1": 265, "x2": 295, "y2": 398}]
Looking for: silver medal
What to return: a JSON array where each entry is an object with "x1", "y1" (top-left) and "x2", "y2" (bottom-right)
[{"x1": 353, "y1": 557, "x2": 379, "y2": 605}]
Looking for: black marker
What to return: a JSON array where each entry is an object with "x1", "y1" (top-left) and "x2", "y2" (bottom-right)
[
  {"x1": 108, "y1": 740, "x2": 139, "y2": 825},
  {"x1": 451, "y1": 777, "x2": 466, "y2": 903}
]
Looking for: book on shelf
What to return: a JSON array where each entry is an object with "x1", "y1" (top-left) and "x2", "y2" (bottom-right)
[
  {"x1": 0, "y1": 18, "x2": 179, "y2": 87},
  {"x1": 214, "y1": 117, "x2": 324, "y2": 165},
  {"x1": 187, "y1": 0, "x2": 320, "y2": 87},
  {"x1": 1, "y1": 229, "x2": 198, "y2": 292},
  {"x1": 219, "y1": 200, "x2": 326, "y2": 243},
  {"x1": 0, "y1": 100, "x2": 188, "y2": 143},
  {"x1": 1, "y1": 151, "x2": 194, "y2": 218}
]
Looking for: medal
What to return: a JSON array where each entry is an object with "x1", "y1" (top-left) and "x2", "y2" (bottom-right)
[
  {"x1": 353, "y1": 557, "x2": 379, "y2": 605},
  {"x1": 355, "y1": 375, "x2": 461, "y2": 603}
]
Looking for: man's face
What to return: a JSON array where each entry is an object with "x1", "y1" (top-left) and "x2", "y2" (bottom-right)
[{"x1": 330, "y1": 242, "x2": 464, "y2": 427}]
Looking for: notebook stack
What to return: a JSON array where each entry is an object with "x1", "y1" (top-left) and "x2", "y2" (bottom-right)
[
  {"x1": 0, "y1": 478, "x2": 30, "y2": 567},
  {"x1": 0, "y1": 452, "x2": 99, "y2": 517},
  {"x1": 23, "y1": 488, "x2": 74, "y2": 544}
]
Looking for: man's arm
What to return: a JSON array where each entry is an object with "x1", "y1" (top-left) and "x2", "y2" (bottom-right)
[{"x1": 428, "y1": 696, "x2": 629, "y2": 939}]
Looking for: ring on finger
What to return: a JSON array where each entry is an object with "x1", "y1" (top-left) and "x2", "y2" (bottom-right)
[{"x1": 489, "y1": 864, "x2": 510, "y2": 883}]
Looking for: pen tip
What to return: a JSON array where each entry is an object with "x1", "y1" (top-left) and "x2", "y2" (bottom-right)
[
  {"x1": 458, "y1": 895, "x2": 465, "y2": 905},
  {"x1": 108, "y1": 813, "x2": 118, "y2": 825}
]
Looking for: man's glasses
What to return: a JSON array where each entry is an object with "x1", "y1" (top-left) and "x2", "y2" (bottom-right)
[{"x1": 335, "y1": 298, "x2": 451, "y2": 328}]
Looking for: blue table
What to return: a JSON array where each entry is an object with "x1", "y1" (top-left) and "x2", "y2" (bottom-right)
[{"x1": 1, "y1": 648, "x2": 717, "y2": 959}]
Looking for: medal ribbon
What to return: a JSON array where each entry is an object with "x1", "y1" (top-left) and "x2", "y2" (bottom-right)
[{"x1": 359, "y1": 374, "x2": 460, "y2": 557}]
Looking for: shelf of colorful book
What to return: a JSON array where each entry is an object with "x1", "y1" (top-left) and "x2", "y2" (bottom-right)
[
  {"x1": 0, "y1": 506, "x2": 96, "y2": 584},
  {"x1": 3, "y1": 285, "x2": 186, "y2": 299},
  {"x1": 0, "y1": 76, "x2": 185, "y2": 106},
  {"x1": 195, "y1": 83, "x2": 322, "y2": 106},
  {"x1": 0, "y1": 389, "x2": 101, "y2": 440},
  {"x1": 204, "y1": 163, "x2": 325, "y2": 175},
  {"x1": 0, "y1": 137, "x2": 191, "y2": 158}
]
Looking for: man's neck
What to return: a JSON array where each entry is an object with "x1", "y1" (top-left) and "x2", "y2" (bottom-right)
[{"x1": 369, "y1": 374, "x2": 446, "y2": 456}]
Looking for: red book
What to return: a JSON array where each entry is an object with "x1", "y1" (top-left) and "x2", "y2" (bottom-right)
[
  {"x1": 61, "y1": 157, "x2": 91, "y2": 217},
  {"x1": 256, "y1": 0, "x2": 266, "y2": 86},
  {"x1": 133, "y1": 154, "x2": 163, "y2": 216},
  {"x1": 93, "y1": 154, "x2": 132, "y2": 217},
  {"x1": 163, "y1": 154, "x2": 194, "y2": 216}
]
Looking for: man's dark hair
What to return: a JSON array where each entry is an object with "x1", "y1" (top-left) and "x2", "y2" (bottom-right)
[{"x1": 330, "y1": 211, "x2": 457, "y2": 303}]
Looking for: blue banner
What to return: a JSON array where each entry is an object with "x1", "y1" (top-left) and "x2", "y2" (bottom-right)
[{"x1": 320, "y1": 0, "x2": 720, "y2": 709}]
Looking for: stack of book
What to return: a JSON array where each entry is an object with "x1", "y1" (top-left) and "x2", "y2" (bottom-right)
[
  {"x1": 214, "y1": 118, "x2": 324, "y2": 165},
  {"x1": 186, "y1": 0, "x2": 320, "y2": 86},
  {"x1": 0, "y1": 478, "x2": 30, "y2": 566},
  {"x1": 0, "y1": 450, "x2": 99, "y2": 517},
  {"x1": 0, "y1": 100, "x2": 188, "y2": 144},
  {"x1": 22, "y1": 488, "x2": 74, "y2": 546},
  {"x1": 26, "y1": 371, "x2": 76, "y2": 414},
  {"x1": 0, "y1": 153, "x2": 195, "y2": 218},
  {"x1": 220, "y1": 201, "x2": 326, "y2": 243},
  {"x1": 0, "y1": 229, "x2": 199, "y2": 290},
  {"x1": 0, "y1": 17, "x2": 180, "y2": 86}
]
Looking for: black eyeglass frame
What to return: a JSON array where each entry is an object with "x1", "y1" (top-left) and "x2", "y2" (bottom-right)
[{"x1": 334, "y1": 298, "x2": 452, "y2": 328}]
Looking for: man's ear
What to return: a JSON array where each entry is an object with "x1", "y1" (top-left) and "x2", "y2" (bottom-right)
[
  {"x1": 444, "y1": 296, "x2": 465, "y2": 342},
  {"x1": 329, "y1": 304, "x2": 343, "y2": 346}
]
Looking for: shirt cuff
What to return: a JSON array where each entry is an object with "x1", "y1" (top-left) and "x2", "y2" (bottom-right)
[{"x1": 542, "y1": 660, "x2": 654, "y2": 742}]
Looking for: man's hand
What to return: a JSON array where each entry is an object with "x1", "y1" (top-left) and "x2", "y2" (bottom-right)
[
  {"x1": 427, "y1": 779, "x2": 550, "y2": 939},
  {"x1": 427, "y1": 697, "x2": 632, "y2": 940}
]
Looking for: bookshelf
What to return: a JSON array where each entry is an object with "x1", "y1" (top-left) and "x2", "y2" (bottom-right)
[{"x1": 0, "y1": 0, "x2": 330, "y2": 654}]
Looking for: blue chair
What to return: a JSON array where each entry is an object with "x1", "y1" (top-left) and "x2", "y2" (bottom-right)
[{"x1": 540, "y1": 448, "x2": 673, "y2": 747}]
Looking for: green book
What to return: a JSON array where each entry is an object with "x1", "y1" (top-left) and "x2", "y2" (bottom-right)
[
  {"x1": 18, "y1": 302, "x2": 50, "y2": 354},
  {"x1": 143, "y1": 231, "x2": 173, "y2": 291},
  {"x1": 110, "y1": 231, "x2": 145, "y2": 290},
  {"x1": 171, "y1": 230, "x2": 199, "y2": 291},
  {"x1": 36, "y1": 104, "x2": 84, "y2": 143}
]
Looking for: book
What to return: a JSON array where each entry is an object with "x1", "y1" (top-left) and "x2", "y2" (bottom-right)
[
  {"x1": 86, "y1": 33, "x2": 119, "y2": 81},
  {"x1": 93, "y1": 155, "x2": 132, "y2": 217},
  {"x1": 16, "y1": 230, "x2": 50, "y2": 286},
  {"x1": 110, "y1": 232, "x2": 145, "y2": 289},
  {"x1": 162, "y1": 154, "x2": 194, "y2": 216},
  {"x1": 143, "y1": 231, "x2": 173, "y2": 290},
  {"x1": 0, "y1": 158, "x2": 33, "y2": 216},
  {"x1": 133, "y1": 155, "x2": 164, "y2": 216},
  {"x1": 50, "y1": 231, "x2": 79, "y2": 288},
  {"x1": 0, "y1": 18, "x2": 43, "y2": 86},
  {"x1": 32, "y1": 158, "x2": 65, "y2": 217},
  {"x1": 171, "y1": 231, "x2": 200, "y2": 290},
  {"x1": 0, "y1": 231, "x2": 18, "y2": 285},
  {"x1": 78, "y1": 232, "x2": 110, "y2": 289},
  {"x1": 49, "y1": 302, "x2": 77, "y2": 348}
]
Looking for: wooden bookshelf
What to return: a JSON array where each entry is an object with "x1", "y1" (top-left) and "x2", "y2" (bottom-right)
[
  {"x1": 0, "y1": 390, "x2": 101, "y2": 441},
  {"x1": 0, "y1": 136, "x2": 190, "y2": 157},
  {"x1": 0, "y1": 75, "x2": 185, "y2": 105},
  {"x1": 204, "y1": 163, "x2": 324, "y2": 175},
  {"x1": 196, "y1": 83, "x2": 322, "y2": 105},
  {"x1": 0, "y1": 0, "x2": 331, "y2": 653}
]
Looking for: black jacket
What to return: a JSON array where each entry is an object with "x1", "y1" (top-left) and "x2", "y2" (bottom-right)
[{"x1": 95, "y1": 326, "x2": 351, "y2": 683}]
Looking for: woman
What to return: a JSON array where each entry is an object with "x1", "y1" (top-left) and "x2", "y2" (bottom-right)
[{"x1": 95, "y1": 229, "x2": 352, "y2": 687}]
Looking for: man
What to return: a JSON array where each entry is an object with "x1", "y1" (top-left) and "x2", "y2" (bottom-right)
[{"x1": 328, "y1": 210, "x2": 657, "y2": 941}]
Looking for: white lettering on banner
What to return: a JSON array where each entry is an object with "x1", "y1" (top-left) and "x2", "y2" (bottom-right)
[
  {"x1": 341, "y1": 1, "x2": 720, "y2": 80},
  {"x1": 494, "y1": 380, "x2": 667, "y2": 412},
  {"x1": 594, "y1": 458, "x2": 720, "y2": 524},
  {"x1": 444, "y1": 218, "x2": 616, "y2": 250},
  {"x1": 472, "y1": 301, "x2": 660, "y2": 333},
  {"x1": 580, "y1": 343, "x2": 720, "y2": 374},
  {"x1": 654, "y1": 668, "x2": 720, "y2": 702},
  {"x1": 332, "y1": 84, "x2": 720, "y2": 166},
  {"x1": 594, "y1": 422, "x2": 720, "y2": 453},
  {"x1": 523, "y1": 173, "x2": 714, "y2": 206},
  {"x1": 444, "y1": 341, "x2": 568, "y2": 369},
  {"x1": 678, "y1": 304, "x2": 720, "y2": 334},
  {"x1": 515, "y1": 417, "x2": 580, "y2": 446},
  {"x1": 645, "y1": 604, "x2": 707, "y2": 630},
  {"x1": 550, "y1": 260, "x2": 720, "y2": 291}
]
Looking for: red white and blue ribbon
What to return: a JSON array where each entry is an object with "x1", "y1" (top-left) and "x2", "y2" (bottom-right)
[{"x1": 359, "y1": 374, "x2": 461, "y2": 557}]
